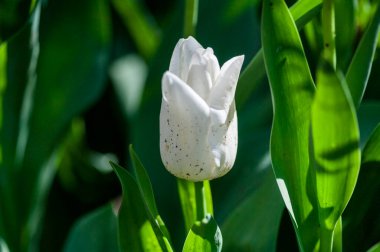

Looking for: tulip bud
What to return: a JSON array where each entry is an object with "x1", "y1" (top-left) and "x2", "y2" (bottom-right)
[{"x1": 160, "y1": 36, "x2": 244, "y2": 181}]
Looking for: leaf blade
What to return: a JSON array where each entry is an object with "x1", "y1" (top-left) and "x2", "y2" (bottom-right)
[
  {"x1": 182, "y1": 215, "x2": 222, "y2": 252},
  {"x1": 111, "y1": 162, "x2": 172, "y2": 252},
  {"x1": 311, "y1": 62, "x2": 361, "y2": 231},
  {"x1": 346, "y1": 4, "x2": 380, "y2": 108},
  {"x1": 261, "y1": 0, "x2": 319, "y2": 250}
]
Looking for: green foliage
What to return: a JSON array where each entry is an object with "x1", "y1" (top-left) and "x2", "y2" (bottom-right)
[
  {"x1": 182, "y1": 215, "x2": 222, "y2": 252},
  {"x1": 0, "y1": 0, "x2": 379, "y2": 251},
  {"x1": 311, "y1": 62, "x2": 360, "y2": 249},
  {"x1": 346, "y1": 5, "x2": 380, "y2": 108},
  {"x1": 262, "y1": 0, "x2": 318, "y2": 250},
  {"x1": 111, "y1": 160, "x2": 173, "y2": 252},
  {"x1": 177, "y1": 179, "x2": 213, "y2": 233},
  {"x1": 63, "y1": 204, "x2": 118, "y2": 252}
]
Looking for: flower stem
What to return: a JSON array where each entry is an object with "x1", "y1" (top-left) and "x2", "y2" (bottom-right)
[
  {"x1": 322, "y1": 0, "x2": 336, "y2": 68},
  {"x1": 320, "y1": 227, "x2": 334, "y2": 252},
  {"x1": 194, "y1": 181, "x2": 207, "y2": 221},
  {"x1": 183, "y1": 0, "x2": 199, "y2": 37}
]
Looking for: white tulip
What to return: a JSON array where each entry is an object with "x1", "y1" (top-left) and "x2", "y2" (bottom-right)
[{"x1": 160, "y1": 36, "x2": 244, "y2": 181}]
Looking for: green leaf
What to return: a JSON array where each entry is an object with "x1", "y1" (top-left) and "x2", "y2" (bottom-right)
[
  {"x1": 311, "y1": 62, "x2": 361, "y2": 226},
  {"x1": 236, "y1": 0, "x2": 322, "y2": 109},
  {"x1": 335, "y1": 0, "x2": 356, "y2": 70},
  {"x1": 332, "y1": 217, "x2": 342, "y2": 252},
  {"x1": 111, "y1": 162, "x2": 172, "y2": 252},
  {"x1": 0, "y1": 0, "x2": 38, "y2": 42},
  {"x1": 346, "y1": 4, "x2": 380, "y2": 108},
  {"x1": 261, "y1": 0, "x2": 319, "y2": 250},
  {"x1": 362, "y1": 124, "x2": 380, "y2": 164},
  {"x1": 0, "y1": 0, "x2": 112, "y2": 249},
  {"x1": 129, "y1": 145, "x2": 172, "y2": 243},
  {"x1": 111, "y1": 0, "x2": 160, "y2": 59},
  {"x1": 182, "y1": 215, "x2": 222, "y2": 252},
  {"x1": 311, "y1": 62, "x2": 360, "y2": 248},
  {"x1": 367, "y1": 242, "x2": 380, "y2": 252},
  {"x1": 177, "y1": 179, "x2": 213, "y2": 232},
  {"x1": 0, "y1": 6, "x2": 42, "y2": 251},
  {"x1": 221, "y1": 168, "x2": 283, "y2": 252},
  {"x1": 63, "y1": 204, "x2": 118, "y2": 252},
  {"x1": 290, "y1": 0, "x2": 323, "y2": 28}
]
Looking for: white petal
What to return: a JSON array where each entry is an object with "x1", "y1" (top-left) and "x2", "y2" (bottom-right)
[
  {"x1": 162, "y1": 71, "x2": 209, "y2": 118},
  {"x1": 160, "y1": 72, "x2": 215, "y2": 181},
  {"x1": 169, "y1": 36, "x2": 203, "y2": 80},
  {"x1": 186, "y1": 51, "x2": 213, "y2": 100},
  {"x1": 208, "y1": 55, "x2": 244, "y2": 113},
  {"x1": 201, "y1": 47, "x2": 220, "y2": 82},
  {"x1": 208, "y1": 103, "x2": 238, "y2": 178}
]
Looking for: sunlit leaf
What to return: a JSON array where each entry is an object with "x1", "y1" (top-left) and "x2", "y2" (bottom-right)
[
  {"x1": 367, "y1": 242, "x2": 380, "y2": 252},
  {"x1": 262, "y1": 0, "x2": 319, "y2": 250},
  {"x1": 311, "y1": 62, "x2": 360, "y2": 249},
  {"x1": 182, "y1": 215, "x2": 222, "y2": 252},
  {"x1": 129, "y1": 145, "x2": 172, "y2": 243},
  {"x1": 236, "y1": 0, "x2": 322, "y2": 109},
  {"x1": 111, "y1": 162, "x2": 172, "y2": 252}
]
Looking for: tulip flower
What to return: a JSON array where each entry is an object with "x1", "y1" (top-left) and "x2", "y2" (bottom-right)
[{"x1": 160, "y1": 36, "x2": 244, "y2": 181}]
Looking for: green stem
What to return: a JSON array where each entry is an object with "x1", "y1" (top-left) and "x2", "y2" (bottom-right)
[
  {"x1": 322, "y1": 0, "x2": 336, "y2": 68},
  {"x1": 320, "y1": 227, "x2": 334, "y2": 252},
  {"x1": 183, "y1": 0, "x2": 199, "y2": 37},
  {"x1": 194, "y1": 181, "x2": 206, "y2": 221},
  {"x1": 332, "y1": 217, "x2": 342, "y2": 252}
]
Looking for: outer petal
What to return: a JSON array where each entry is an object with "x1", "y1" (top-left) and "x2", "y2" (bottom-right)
[
  {"x1": 208, "y1": 55, "x2": 244, "y2": 118},
  {"x1": 208, "y1": 102, "x2": 238, "y2": 178},
  {"x1": 169, "y1": 36, "x2": 203, "y2": 81},
  {"x1": 160, "y1": 72, "x2": 214, "y2": 181},
  {"x1": 161, "y1": 71, "x2": 209, "y2": 117}
]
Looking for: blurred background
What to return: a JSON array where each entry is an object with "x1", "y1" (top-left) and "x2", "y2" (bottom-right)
[{"x1": 0, "y1": 0, "x2": 379, "y2": 251}]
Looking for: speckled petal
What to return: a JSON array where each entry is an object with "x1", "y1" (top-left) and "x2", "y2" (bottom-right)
[
  {"x1": 208, "y1": 103, "x2": 238, "y2": 177},
  {"x1": 160, "y1": 71, "x2": 215, "y2": 181}
]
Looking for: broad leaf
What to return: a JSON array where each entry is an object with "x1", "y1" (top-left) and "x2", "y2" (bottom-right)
[
  {"x1": 262, "y1": 0, "x2": 319, "y2": 250},
  {"x1": 221, "y1": 168, "x2": 283, "y2": 251},
  {"x1": 63, "y1": 204, "x2": 118, "y2": 252},
  {"x1": 182, "y1": 215, "x2": 222, "y2": 252}
]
